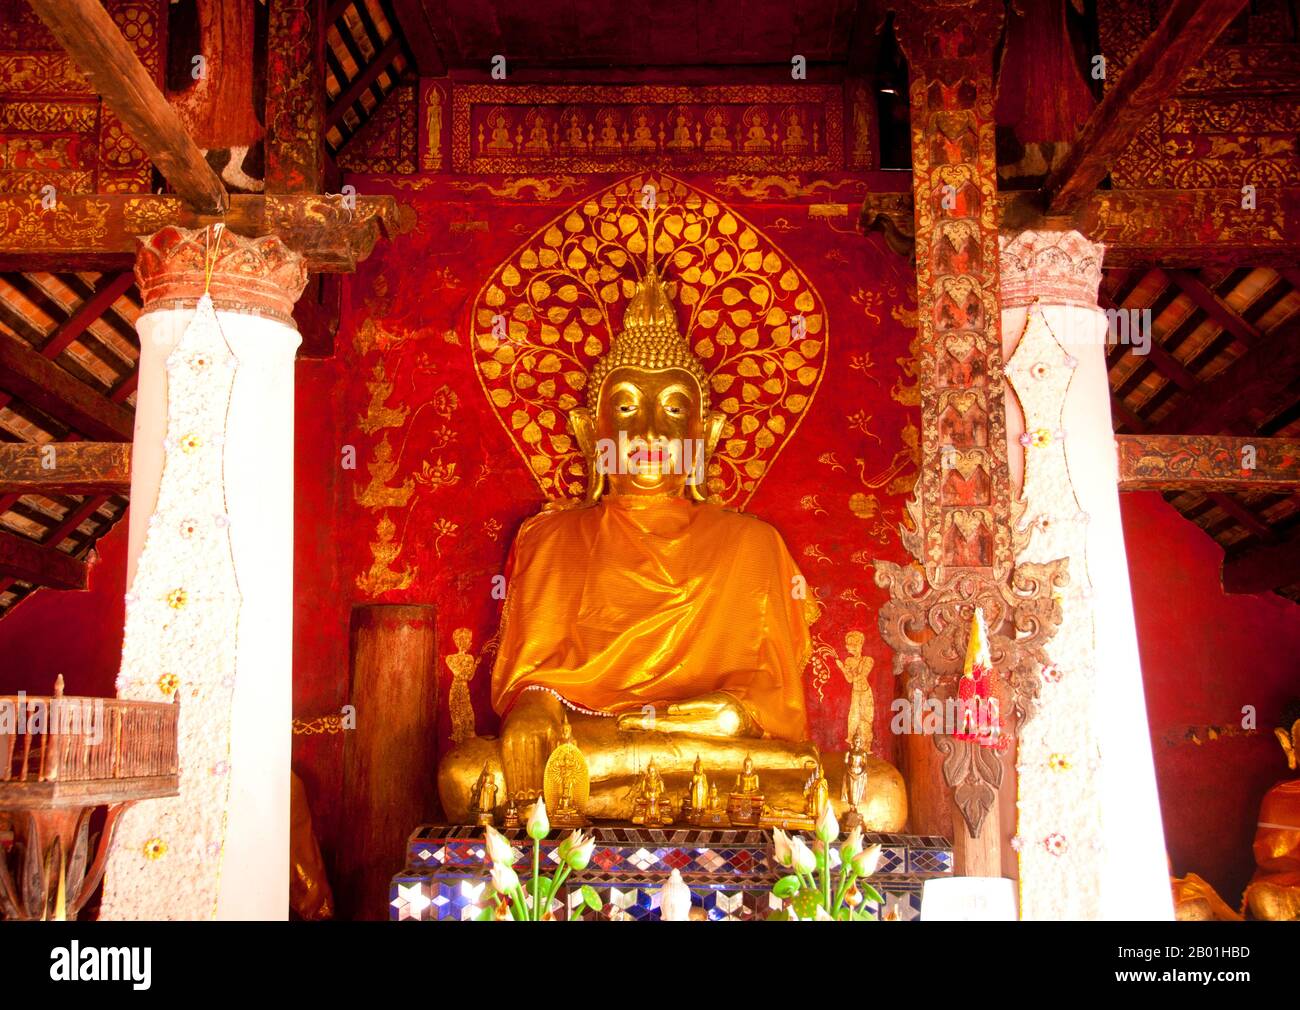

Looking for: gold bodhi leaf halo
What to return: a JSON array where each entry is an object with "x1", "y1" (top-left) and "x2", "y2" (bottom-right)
[{"x1": 470, "y1": 173, "x2": 828, "y2": 507}]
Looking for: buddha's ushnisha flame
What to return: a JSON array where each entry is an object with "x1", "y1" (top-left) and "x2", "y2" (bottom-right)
[{"x1": 586, "y1": 200, "x2": 711, "y2": 413}]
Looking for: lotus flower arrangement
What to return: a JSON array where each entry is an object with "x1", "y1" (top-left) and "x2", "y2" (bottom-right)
[
  {"x1": 768, "y1": 805, "x2": 884, "y2": 921},
  {"x1": 476, "y1": 798, "x2": 602, "y2": 921}
]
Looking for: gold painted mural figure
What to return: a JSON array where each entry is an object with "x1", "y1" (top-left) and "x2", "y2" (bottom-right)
[
  {"x1": 439, "y1": 205, "x2": 906, "y2": 829},
  {"x1": 838, "y1": 630, "x2": 874, "y2": 750},
  {"x1": 444, "y1": 627, "x2": 478, "y2": 744}
]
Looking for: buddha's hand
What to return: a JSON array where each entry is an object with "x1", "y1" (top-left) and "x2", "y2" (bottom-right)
[
  {"x1": 616, "y1": 691, "x2": 759, "y2": 738},
  {"x1": 501, "y1": 690, "x2": 563, "y2": 796}
]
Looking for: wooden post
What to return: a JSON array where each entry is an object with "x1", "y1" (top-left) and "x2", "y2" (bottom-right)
[{"x1": 338, "y1": 604, "x2": 438, "y2": 920}]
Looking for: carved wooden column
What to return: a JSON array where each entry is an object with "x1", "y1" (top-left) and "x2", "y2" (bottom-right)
[
  {"x1": 101, "y1": 226, "x2": 307, "y2": 920},
  {"x1": 265, "y1": 0, "x2": 326, "y2": 194},
  {"x1": 879, "y1": 1, "x2": 1065, "y2": 883},
  {"x1": 338, "y1": 604, "x2": 439, "y2": 921},
  {"x1": 1000, "y1": 230, "x2": 1172, "y2": 920}
]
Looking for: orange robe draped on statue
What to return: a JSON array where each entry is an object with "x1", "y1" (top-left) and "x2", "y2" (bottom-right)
[{"x1": 491, "y1": 495, "x2": 811, "y2": 741}]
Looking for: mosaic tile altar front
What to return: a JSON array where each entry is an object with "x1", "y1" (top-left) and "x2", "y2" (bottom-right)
[{"x1": 390, "y1": 824, "x2": 953, "y2": 921}]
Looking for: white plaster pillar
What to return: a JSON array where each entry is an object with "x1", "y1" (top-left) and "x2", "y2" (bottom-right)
[
  {"x1": 999, "y1": 230, "x2": 1172, "y2": 920},
  {"x1": 102, "y1": 226, "x2": 306, "y2": 920}
]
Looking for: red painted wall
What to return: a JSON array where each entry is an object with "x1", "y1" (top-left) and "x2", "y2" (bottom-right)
[
  {"x1": 1121, "y1": 491, "x2": 1300, "y2": 907},
  {"x1": 0, "y1": 517, "x2": 127, "y2": 697}
]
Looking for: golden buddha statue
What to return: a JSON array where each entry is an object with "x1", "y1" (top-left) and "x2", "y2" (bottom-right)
[
  {"x1": 543, "y1": 715, "x2": 589, "y2": 828},
  {"x1": 1243, "y1": 711, "x2": 1300, "y2": 920},
  {"x1": 469, "y1": 761, "x2": 498, "y2": 826},
  {"x1": 632, "y1": 758, "x2": 673, "y2": 826},
  {"x1": 438, "y1": 214, "x2": 906, "y2": 830},
  {"x1": 803, "y1": 759, "x2": 831, "y2": 821},
  {"x1": 686, "y1": 755, "x2": 709, "y2": 817}
]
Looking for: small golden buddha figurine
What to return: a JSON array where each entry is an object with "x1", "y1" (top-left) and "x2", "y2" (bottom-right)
[
  {"x1": 685, "y1": 754, "x2": 710, "y2": 820},
  {"x1": 842, "y1": 730, "x2": 870, "y2": 829},
  {"x1": 632, "y1": 758, "x2": 673, "y2": 827},
  {"x1": 543, "y1": 715, "x2": 590, "y2": 828},
  {"x1": 804, "y1": 759, "x2": 831, "y2": 821},
  {"x1": 437, "y1": 207, "x2": 907, "y2": 830},
  {"x1": 469, "y1": 762, "x2": 499, "y2": 826},
  {"x1": 503, "y1": 793, "x2": 521, "y2": 830},
  {"x1": 728, "y1": 754, "x2": 765, "y2": 826}
]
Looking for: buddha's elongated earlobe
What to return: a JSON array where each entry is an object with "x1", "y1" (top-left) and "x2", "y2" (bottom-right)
[
  {"x1": 688, "y1": 409, "x2": 726, "y2": 502},
  {"x1": 569, "y1": 407, "x2": 604, "y2": 502}
]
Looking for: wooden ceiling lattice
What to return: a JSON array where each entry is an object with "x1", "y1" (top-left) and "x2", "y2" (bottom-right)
[
  {"x1": 1104, "y1": 265, "x2": 1300, "y2": 601},
  {"x1": 324, "y1": 0, "x2": 413, "y2": 156},
  {"x1": 0, "y1": 269, "x2": 138, "y2": 618}
]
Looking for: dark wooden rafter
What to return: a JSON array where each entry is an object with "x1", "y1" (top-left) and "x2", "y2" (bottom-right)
[
  {"x1": 386, "y1": 0, "x2": 447, "y2": 75},
  {"x1": 0, "y1": 331, "x2": 134, "y2": 442},
  {"x1": 0, "y1": 529, "x2": 86, "y2": 591},
  {"x1": 36, "y1": 272, "x2": 135, "y2": 362},
  {"x1": 1155, "y1": 315, "x2": 1300, "y2": 436},
  {"x1": 1043, "y1": 0, "x2": 1251, "y2": 214},
  {"x1": 1224, "y1": 525, "x2": 1300, "y2": 594},
  {"x1": 0, "y1": 443, "x2": 132, "y2": 496},
  {"x1": 327, "y1": 36, "x2": 403, "y2": 129},
  {"x1": 24, "y1": 0, "x2": 229, "y2": 214},
  {"x1": 1163, "y1": 269, "x2": 1262, "y2": 348}
]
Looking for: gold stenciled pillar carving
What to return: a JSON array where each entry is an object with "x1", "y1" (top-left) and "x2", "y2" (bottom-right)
[{"x1": 875, "y1": 1, "x2": 1067, "y2": 880}]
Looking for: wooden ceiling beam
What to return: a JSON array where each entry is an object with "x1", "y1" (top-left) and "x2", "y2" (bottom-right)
[
  {"x1": 1155, "y1": 317, "x2": 1300, "y2": 436},
  {"x1": 0, "y1": 331, "x2": 134, "y2": 442},
  {"x1": 873, "y1": 189, "x2": 1300, "y2": 269},
  {"x1": 326, "y1": 37, "x2": 403, "y2": 129},
  {"x1": 1207, "y1": 492, "x2": 1273, "y2": 540},
  {"x1": 1116, "y1": 435, "x2": 1300, "y2": 493},
  {"x1": 1163, "y1": 269, "x2": 1263, "y2": 349},
  {"x1": 1043, "y1": 0, "x2": 1250, "y2": 214},
  {"x1": 0, "y1": 193, "x2": 399, "y2": 274},
  {"x1": 41, "y1": 494, "x2": 113, "y2": 551},
  {"x1": 25, "y1": 0, "x2": 229, "y2": 214},
  {"x1": 0, "y1": 443, "x2": 132, "y2": 496},
  {"x1": 39, "y1": 272, "x2": 136, "y2": 360},
  {"x1": 1222, "y1": 524, "x2": 1300, "y2": 594},
  {"x1": 387, "y1": 0, "x2": 448, "y2": 75},
  {"x1": 0, "y1": 528, "x2": 86, "y2": 591}
]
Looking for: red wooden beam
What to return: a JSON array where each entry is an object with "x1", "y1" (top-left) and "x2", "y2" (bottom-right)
[
  {"x1": 1044, "y1": 0, "x2": 1250, "y2": 213},
  {"x1": 0, "y1": 331, "x2": 135, "y2": 441},
  {"x1": 1164, "y1": 269, "x2": 1263, "y2": 349},
  {"x1": 1156, "y1": 317, "x2": 1300, "y2": 435},
  {"x1": 42, "y1": 494, "x2": 112, "y2": 549},
  {"x1": 1116, "y1": 435, "x2": 1300, "y2": 492},
  {"x1": 0, "y1": 529, "x2": 86, "y2": 590},
  {"x1": 40, "y1": 272, "x2": 135, "y2": 360}
]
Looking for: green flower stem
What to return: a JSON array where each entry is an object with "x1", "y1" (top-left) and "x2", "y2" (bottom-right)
[
  {"x1": 511, "y1": 883, "x2": 530, "y2": 921},
  {"x1": 834, "y1": 869, "x2": 856, "y2": 910},
  {"x1": 545, "y1": 862, "x2": 572, "y2": 916},
  {"x1": 532, "y1": 837, "x2": 542, "y2": 920},
  {"x1": 822, "y1": 858, "x2": 831, "y2": 913}
]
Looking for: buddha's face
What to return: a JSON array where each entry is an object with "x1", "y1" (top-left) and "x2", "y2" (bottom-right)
[{"x1": 582, "y1": 365, "x2": 717, "y2": 497}]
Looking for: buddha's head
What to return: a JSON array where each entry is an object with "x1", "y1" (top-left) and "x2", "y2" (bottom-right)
[{"x1": 570, "y1": 265, "x2": 725, "y2": 501}]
